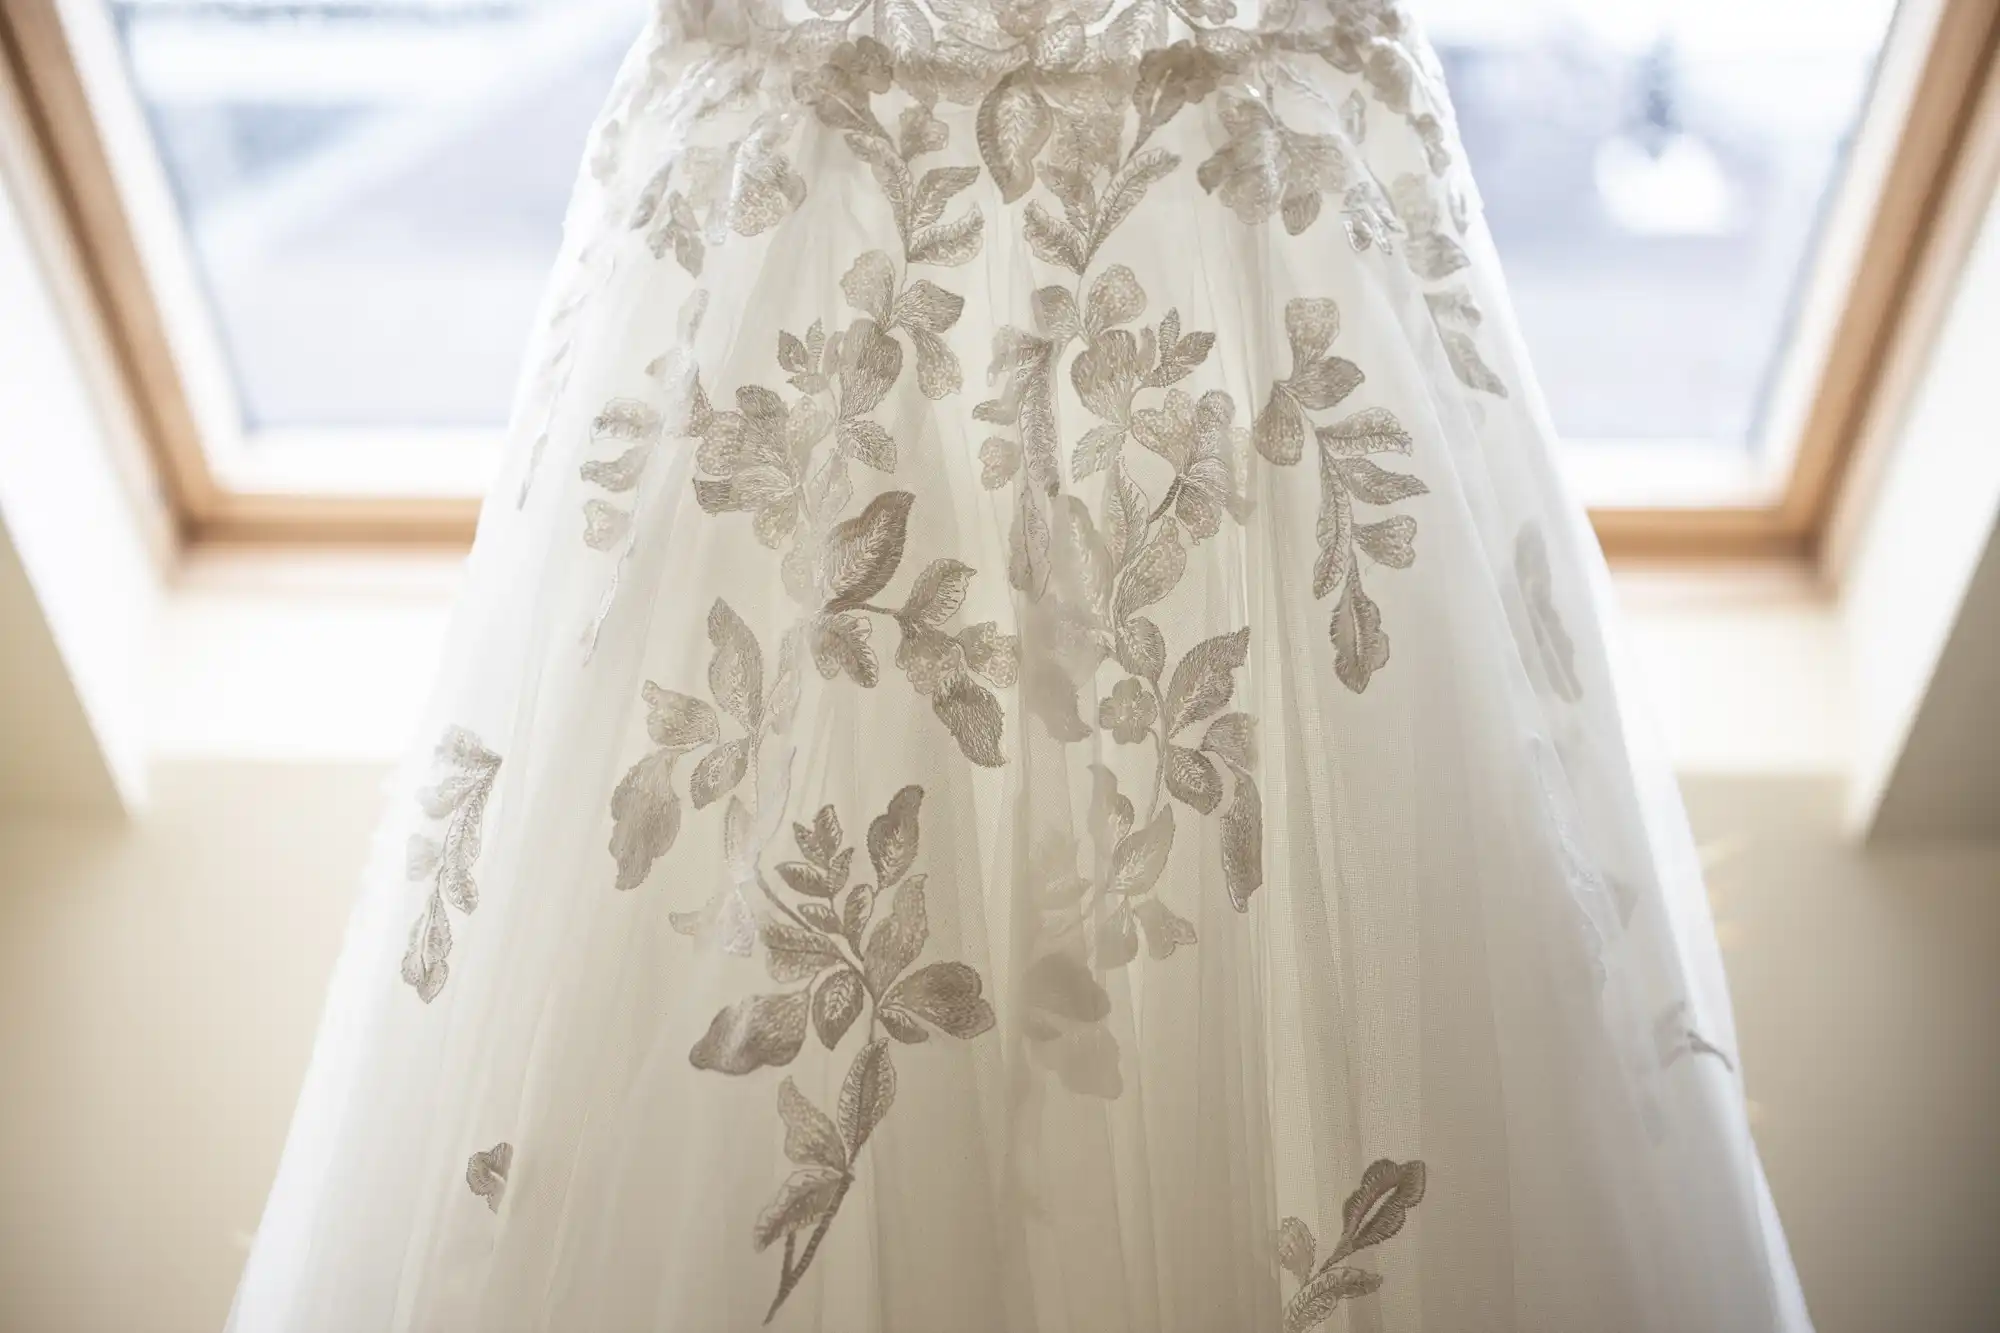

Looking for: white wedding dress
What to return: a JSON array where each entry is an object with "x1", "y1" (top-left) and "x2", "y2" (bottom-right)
[{"x1": 228, "y1": 2, "x2": 1811, "y2": 1329}]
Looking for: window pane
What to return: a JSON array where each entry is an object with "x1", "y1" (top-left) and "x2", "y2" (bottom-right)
[
  {"x1": 110, "y1": 0, "x2": 644, "y2": 431},
  {"x1": 1424, "y1": 0, "x2": 1899, "y2": 448},
  {"x1": 110, "y1": 0, "x2": 1897, "y2": 453}
]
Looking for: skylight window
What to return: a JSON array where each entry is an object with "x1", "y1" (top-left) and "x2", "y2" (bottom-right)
[
  {"x1": 111, "y1": 0, "x2": 642, "y2": 434},
  {"x1": 10, "y1": 0, "x2": 1973, "y2": 553},
  {"x1": 1428, "y1": 0, "x2": 1897, "y2": 453}
]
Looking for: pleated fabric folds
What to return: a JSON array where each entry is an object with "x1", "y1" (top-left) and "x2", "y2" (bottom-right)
[{"x1": 229, "y1": 3, "x2": 1810, "y2": 1329}]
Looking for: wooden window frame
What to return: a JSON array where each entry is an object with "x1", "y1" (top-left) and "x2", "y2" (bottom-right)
[{"x1": 2, "y1": 0, "x2": 1996, "y2": 556}]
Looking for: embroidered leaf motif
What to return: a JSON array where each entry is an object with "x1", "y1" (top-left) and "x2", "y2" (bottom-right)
[
  {"x1": 1115, "y1": 519, "x2": 1186, "y2": 622},
  {"x1": 1135, "y1": 897, "x2": 1198, "y2": 958},
  {"x1": 811, "y1": 611, "x2": 880, "y2": 686},
  {"x1": 401, "y1": 727, "x2": 500, "y2": 1001},
  {"x1": 957, "y1": 622, "x2": 1019, "y2": 687},
  {"x1": 763, "y1": 920, "x2": 847, "y2": 983},
  {"x1": 910, "y1": 167, "x2": 979, "y2": 232},
  {"x1": 1286, "y1": 298, "x2": 1340, "y2": 364},
  {"x1": 1144, "y1": 308, "x2": 1215, "y2": 389},
  {"x1": 1357, "y1": 516, "x2": 1417, "y2": 569},
  {"x1": 1163, "y1": 626, "x2": 1249, "y2": 735},
  {"x1": 1201, "y1": 712, "x2": 1257, "y2": 769},
  {"x1": 798, "y1": 813, "x2": 845, "y2": 877},
  {"x1": 977, "y1": 70, "x2": 1052, "y2": 202},
  {"x1": 1407, "y1": 231, "x2": 1468, "y2": 281},
  {"x1": 841, "y1": 250, "x2": 897, "y2": 324},
  {"x1": 670, "y1": 884, "x2": 757, "y2": 958},
  {"x1": 909, "y1": 327, "x2": 963, "y2": 399},
  {"x1": 797, "y1": 902, "x2": 843, "y2": 934},
  {"x1": 867, "y1": 784, "x2": 923, "y2": 887},
  {"x1": 880, "y1": 0, "x2": 934, "y2": 64},
  {"x1": 1277, "y1": 1216, "x2": 1317, "y2": 1284},
  {"x1": 933, "y1": 671, "x2": 1008, "y2": 766},
  {"x1": 1024, "y1": 201, "x2": 1088, "y2": 273},
  {"x1": 1027, "y1": 285, "x2": 1076, "y2": 343},
  {"x1": 1334, "y1": 457, "x2": 1428, "y2": 506},
  {"x1": 707, "y1": 599, "x2": 765, "y2": 731},
  {"x1": 466, "y1": 1142, "x2": 512, "y2": 1214},
  {"x1": 1318, "y1": 407, "x2": 1412, "y2": 457},
  {"x1": 1331, "y1": 576, "x2": 1389, "y2": 693},
  {"x1": 610, "y1": 750, "x2": 680, "y2": 891},
  {"x1": 838, "y1": 1039, "x2": 897, "y2": 1156},
  {"x1": 1084, "y1": 265, "x2": 1146, "y2": 338},
  {"x1": 1254, "y1": 384, "x2": 1305, "y2": 466},
  {"x1": 1071, "y1": 424, "x2": 1127, "y2": 480},
  {"x1": 643, "y1": 684, "x2": 719, "y2": 749},
  {"x1": 813, "y1": 968, "x2": 865, "y2": 1049},
  {"x1": 1440, "y1": 327, "x2": 1507, "y2": 397},
  {"x1": 1286, "y1": 1267, "x2": 1384, "y2": 1333},
  {"x1": 838, "y1": 318, "x2": 904, "y2": 423},
  {"x1": 795, "y1": 37, "x2": 892, "y2": 139},
  {"x1": 1101, "y1": 460, "x2": 1149, "y2": 569},
  {"x1": 1073, "y1": 328, "x2": 1146, "y2": 423},
  {"x1": 690, "y1": 990, "x2": 811, "y2": 1075},
  {"x1": 1222, "y1": 768, "x2": 1263, "y2": 910},
  {"x1": 1132, "y1": 42, "x2": 1223, "y2": 148},
  {"x1": 1340, "y1": 1158, "x2": 1428, "y2": 1255},
  {"x1": 886, "y1": 961, "x2": 997, "y2": 1038},
  {"x1": 1197, "y1": 92, "x2": 1345, "y2": 234},
  {"x1": 896, "y1": 278, "x2": 964, "y2": 340},
  {"x1": 1098, "y1": 904, "x2": 1139, "y2": 967},
  {"x1": 900, "y1": 559, "x2": 975, "y2": 629},
  {"x1": 1517, "y1": 525, "x2": 1583, "y2": 701},
  {"x1": 1110, "y1": 806, "x2": 1174, "y2": 896},
  {"x1": 823, "y1": 490, "x2": 915, "y2": 610},
  {"x1": 1290, "y1": 356, "x2": 1364, "y2": 412},
  {"x1": 1165, "y1": 744, "x2": 1222, "y2": 813},
  {"x1": 841, "y1": 881, "x2": 874, "y2": 947},
  {"x1": 1116, "y1": 615, "x2": 1166, "y2": 682},
  {"x1": 980, "y1": 435, "x2": 1021, "y2": 489},
  {"x1": 1096, "y1": 149, "x2": 1180, "y2": 251},
  {"x1": 690, "y1": 737, "x2": 751, "y2": 809},
  {"x1": 1279, "y1": 1159, "x2": 1427, "y2": 1333},
  {"x1": 909, "y1": 207, "x2": 986, "y2": 265},
  {"x1": 863, "y1": 873, "x2": 929, "y2": 995},
  {"x1": 778, "y1": 1078, "x2": 847, "y2": 1170},
  {"x1": 753, "y1": 1165, "x2": 846, "y2": 1252}
]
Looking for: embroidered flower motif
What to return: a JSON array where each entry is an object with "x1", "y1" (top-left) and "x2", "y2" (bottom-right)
[
  {"x1": 1129, "y1": 388, "x2": 1249, "y2": 541},
  {"x1": 693, "y1": 385, "x2": 827, "y2": 549},
  {"x1": 1197, "y1": 92, "x2": 1348, "y2": 236},
  {"x1": 1098, "y1": 677, "x2": 1156, "y2": 743}
]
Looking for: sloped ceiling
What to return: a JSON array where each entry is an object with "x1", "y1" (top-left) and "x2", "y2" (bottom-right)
[{"x1": 0, "y1": 513, "x2": 124, "y2": 812}]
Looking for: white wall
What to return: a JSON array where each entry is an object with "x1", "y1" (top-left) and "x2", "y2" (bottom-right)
[
  {"x1": 0, "y1": 761, "x2": 1995, "y2": 1333},
  {"x1": 1686, "y1": 776, "x2": 2000, "y2": 1333},
  {"x1": 0, "y1": 763, "x2": 382, "y2": 1333}
]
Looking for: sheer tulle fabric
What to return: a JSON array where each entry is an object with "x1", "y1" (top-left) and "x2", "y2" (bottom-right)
[{"x1": 229, "y1": 3, "x2": 1810, "y2": 1330}]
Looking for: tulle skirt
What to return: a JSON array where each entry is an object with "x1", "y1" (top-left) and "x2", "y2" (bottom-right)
[{"x1": 229, "y1": 2, "x2": 1811, "y2": 1329}]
